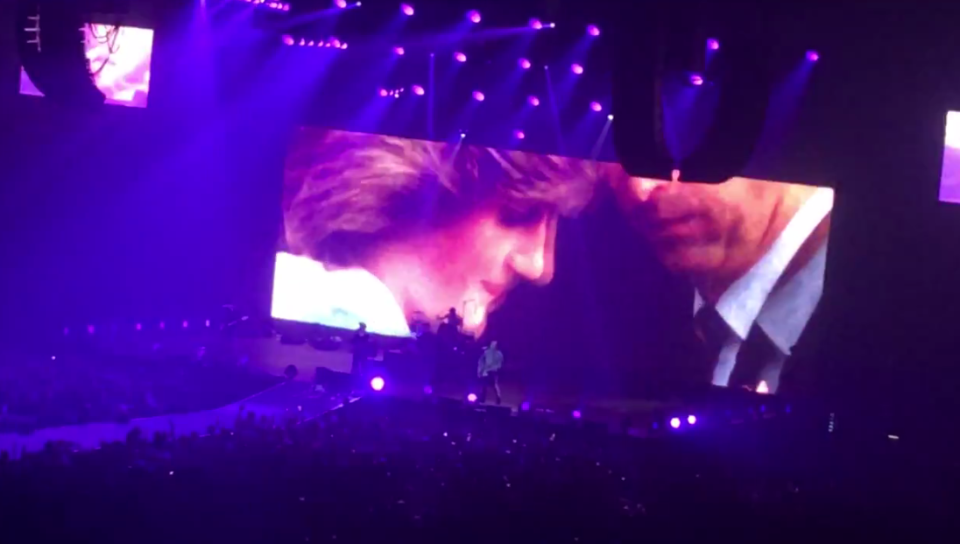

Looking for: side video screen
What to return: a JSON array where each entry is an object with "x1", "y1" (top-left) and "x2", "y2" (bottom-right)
[
  {"x1": 942, "y1": 111, "x2": 960, "y2": 204},
  {"x1": 19, "y1": 24, "x2": 154, "y2": 108}
]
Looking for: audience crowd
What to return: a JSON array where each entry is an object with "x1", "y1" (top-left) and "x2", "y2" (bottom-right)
[
  {"x1": 0, "y1": 349, "x2": 280, "y2": 432},
  {"x1": 1, "y1": 391, "x2": 955, "y2": 543}
]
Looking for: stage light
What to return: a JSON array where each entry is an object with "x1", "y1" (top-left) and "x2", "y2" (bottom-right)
[
  {"x1": 459, "y1": 132, "x2": 467, "y2": 139},
  {"x1": 423, "y1": 385, "x2": 433, "y2": 395},
  {"x1": 519, "y1": 58, "x2": 531, "y2": 69},
  {"x1": 454, "y1": 51, "x2": 467, "y2": 62},
  {"x1": 472, "y1": 90, "x2": 485, "y2": 101},
  {"x1": 587, "y1": 24, "x2": 600, "y2": 36},
  {"x1": 806, "y1": 50, "x2": 819, "y2": 62},
  {"x1": 687, "y1": 415, "x2": 697, "y2": 425},
  {"x1": 330, "y1": 38, "x2": 342, "y2": 48},
  {"x1": 607, "y1": 114, "x2": 614, "y2": 120},
  {"x1": 528, "y1": 95, "x2": 540, "y2": 106},
  {"x1": 467, "y1": 393, "x2": 478, "y2": 402},
  {"x1": 571, "y1": 63, "x2": 584, "y2": 75},
  {"x1": 135, "y1": 323, "x2": 142, "y2": 331},
  {"x1": 690, "y1": 74, "x2": 704, "y2": 86},
  {"x1": 400, "y1": 3, "x2": 414, "y2": 15},
  {"x1": 334, "y1": 0, "x2": 346, "y2": 7},
  {"x1": 590, "y1": 101, "x2": 602, "y2": 112},
  {"x1": 393, "y1": 46, "x2": 405, "y2": 55},
  {"x1": 572, "y1": 410, "x2": 582, "y2": 419},
  {"x1": 412, "y1": 84, "x2": 425, "y2": 95},
  {"x1": 756, "y1": 381, "x2": 770, "y2": 394},
  {"x1": 370, "y1": 376, "x2": 385, "y2": 391},
  {"x1": 379, "y1": 88, "x2": 389, "y2": 97},
  {"x1": 549, "y1": 22, "x2": 556, "y2": 28},
  {"x1": 669, "y1": 417, "x2": 681, "y2": 429},
  {"x1": 514, "y1": 129, "x2": 525, "y2": 139},
  {"x1": 520, "y1": 401, "x2": 531, "y2": 411},
  {"x1": 87, "y1": 325, "x2": 95, "y2": 335},
  {"x1": 707, "y1": 38, "x2": 720, "y2": 50},
  {"x1": 529, "y1": 18, "x2": 543, "y2": 30},
  {"x1": 159, "y1": 322, "x2": 165, "y2": 330},
  {"x1": 182, "y1": 320, "x2": 189, "y2": 329},
  {"x1": 281, "y1": 34, "x2": 294, "y2": 46},
  {"x1": 467, "y1": 10, "x2": 481, "y2": 23}
]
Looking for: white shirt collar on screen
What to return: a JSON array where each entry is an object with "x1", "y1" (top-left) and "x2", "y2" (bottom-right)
[
  {"x1": 694, "y1": 186, "x2": 834, "y2": 343},
  {"x1": 271, "y1": 252, "x2": 412, "y2": 337},
  {"x1": 696, "y1": 187, "x2": 833, "y2": 393}
]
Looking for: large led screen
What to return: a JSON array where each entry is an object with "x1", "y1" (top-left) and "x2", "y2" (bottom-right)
[
  {"x1": 942, "y1": 111, "x2": 960, "y2": 204},
  {"x1": 273, "y1": 128, "x2": 833, "y2": 397},
  {"x1": 19, "y1": 24, "x2": 154, "y2": 108}
]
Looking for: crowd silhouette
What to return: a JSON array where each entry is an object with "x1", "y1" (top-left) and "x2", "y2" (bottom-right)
[{"x1": 1, "y1": 386, "x2": 954, "y2": 543}]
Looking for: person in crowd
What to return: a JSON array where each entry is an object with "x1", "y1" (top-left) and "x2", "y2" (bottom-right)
[
  {"x1": 477, "y1": 341, "x2": 503, "y2": 405},
  {"x1": 612, "y1": 170, "x2": 832, "y2": 395},
  {"x1": 272, "y1": 128, "x2": 606, "y2": 338}
]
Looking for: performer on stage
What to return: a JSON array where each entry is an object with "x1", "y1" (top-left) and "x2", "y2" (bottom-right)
[
  {"x1": 351, "y1": 322, "x2": 371, "y2": 379},
  {"x1": 477, "y1": 341, "x2": 503, "y2": 405}
]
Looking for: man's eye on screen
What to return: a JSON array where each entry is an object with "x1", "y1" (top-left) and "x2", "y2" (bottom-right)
[{"x1": 497, "y1": 205, "x2": 547, "y2": 228}]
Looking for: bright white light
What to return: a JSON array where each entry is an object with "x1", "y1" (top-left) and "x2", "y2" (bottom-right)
[{"x1": 370, "y1": 376, "x2": 385, "y2": 391}]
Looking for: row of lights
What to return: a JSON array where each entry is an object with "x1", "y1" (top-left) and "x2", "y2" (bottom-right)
[
  {"x1": 241, "y1": 0, "x2": 290, "y2": 11},
  {"x1": 368, "y1": 378, "x2": 708, "y2": 432},
  {"x1": 281, "y1": 35, "x2": 348, "y2": 49},
  {"x1": 396, "y1": 3, "x2": 601, "y2": 35},
  {"x1": 65, "y1": 320, "x2": 214, "y2": 335},
  {"x1": 377, "y1": 85, "x2": 611, "y2": 117}
]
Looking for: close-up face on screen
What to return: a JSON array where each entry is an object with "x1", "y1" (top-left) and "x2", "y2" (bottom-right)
[
  {"x1": 19, "y1": 24, "x2": 154, "y2": 107},
  {"x1": 941, "y1": 111, "x2": 960, "y2": 205},
  {"x1": 272, "y1": 127, "x2": 832, "y2": 399}
]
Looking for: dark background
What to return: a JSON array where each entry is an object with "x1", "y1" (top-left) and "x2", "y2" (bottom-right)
[{"x1": 2, "y1": 0, "x2": 960, "y2": 436}]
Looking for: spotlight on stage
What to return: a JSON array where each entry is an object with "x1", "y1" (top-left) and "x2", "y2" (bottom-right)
[
  {"x1": 707, "y1": 37, "x2": 720, "y2": 50},
  {"x1": 528, "y1": 95, "x2": 540, "y2": 106},
  {"x1": 472, "y1": 90, "x2": 485, "y2": 102},
  {"x1": 513, "y1": 129, "x2": 525, "y2": 139},
  {"x1": 466, "y1": 393, "x2": 478, "y2": 403},
  {"x1": 412, "y1": 84, "x2": 425, "y2": 95},
  {"x1": 590, "y1": 101, "x2": 602, "y2": 112},
  {"x1": 393, "y1": 46, "x2": 405, "y2": 55},
  {"x1": 690, "y1": 73, "x2": 704, "y2": 86},
  {"x1": 454, "y1": 51, "x2": 467, "y2": 62},
  {"x1": 571, "y1": 63, "x2": 584, "y2": 75},
  {"x1": 669, "y1": 417, "x2": 682, "y2": 429},
  {"x1": 466, "y1": 10, "x2": 481, "y2": 24},
  {"x1": 687, "y1": 415, "x2": 697, "y2": 425},
  {"x1": 529, "y1": 18, "x2": 543, "y2": 30},
  {"x1": 400, "y1": 3, "x2": 414, "y2": 16},
  {"x1": 519, "y1": 58, "x2": 531, "y2": 69},
  {"x1": 607, "y1": 114, "x2": 614, "y2": 120},
  {"x1": 370, "y1": 376, "x2": 385, "y2": 391},
  {"x1": 334, "y1": 0, "x2": 346, "y2": 7},
  {"x1": 587, "y1": 24, "x2": 600, "y2": 36},
  {"x1": 572, "y1": 410, "x2": 582, "y2": 419},
  {"x1": 520, "y1": 401, "x2": 531, "y2": 411},
  {"x1": 806, "y1": 50, "x2": 820, "y2": 62}
]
